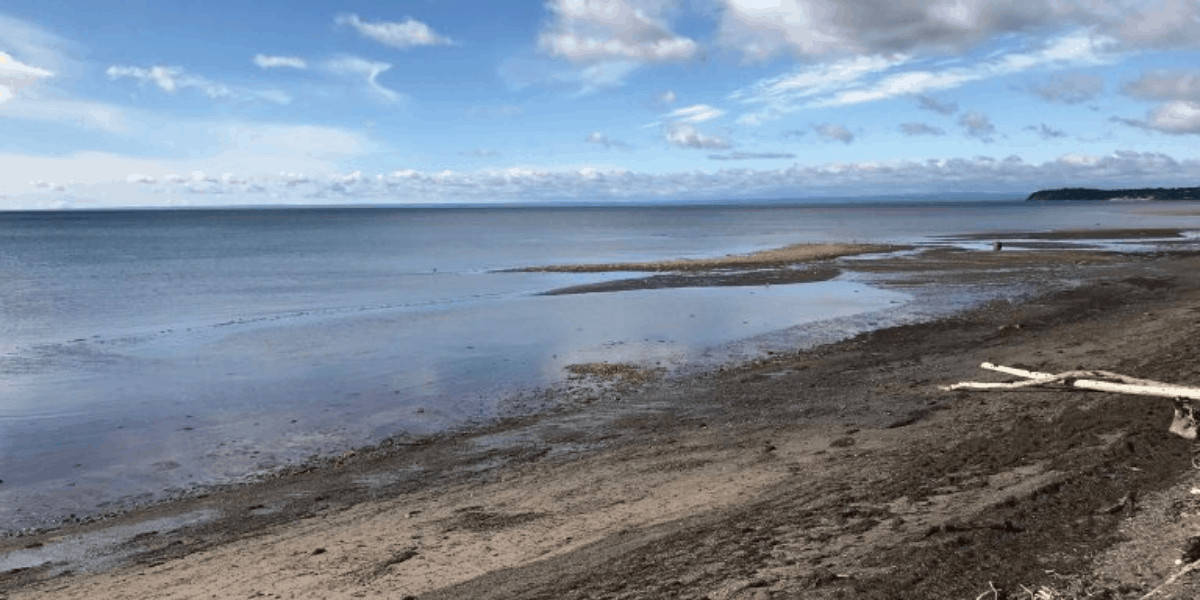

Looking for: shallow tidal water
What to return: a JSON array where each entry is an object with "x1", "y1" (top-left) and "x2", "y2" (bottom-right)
[{"x1": 5, "y1": 200, "x2": 1200, "y2": 530}]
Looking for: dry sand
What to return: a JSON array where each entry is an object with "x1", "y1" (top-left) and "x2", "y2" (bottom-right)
[{"x1": 6, "y1": 244, "x2": 1200, "y2": 599}]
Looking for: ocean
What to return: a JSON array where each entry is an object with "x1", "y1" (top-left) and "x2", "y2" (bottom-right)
[{"x1": 3, "y1": 199, "x2": 1200, "y2": 530}]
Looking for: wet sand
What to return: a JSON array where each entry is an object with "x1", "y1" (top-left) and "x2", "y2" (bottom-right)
[
  {"x1": 540, "y1": 265, "x2": 842, "y2": 295},
  {"x1": 6, "y1": 238, "x2": 1200, "y2": 598},
  {"x1": 509, "y1": 242, "x2": 905, "y2": 272},
  {"x1": 945, "y1": 227, "x2": 1186, "y2": 240}
]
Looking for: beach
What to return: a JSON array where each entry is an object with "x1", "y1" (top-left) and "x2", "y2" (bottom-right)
[{"x1": 6, "y1": 231, "x2": 1200, "y2": 599}]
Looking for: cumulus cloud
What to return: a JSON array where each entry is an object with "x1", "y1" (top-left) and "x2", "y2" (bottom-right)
[
  {"x1": 665, "y1": 123, "x2": 731, "y2": 149},
  {"x1": 324, "y1": 56, "x2": 401, "y2": 102},
  {"x1": 658, "y1": 89, "x2": 677, "y2": 104},
  {"x1": 813, "y1": 123, "x2": 854, "y2": 144},
  {"x1": 585, "y1": 131, "x2": 631, "y2": 149},
  {"x1": 106, "y1": 64, "x2": 290, "y2": 104},
  {"x1": 1030, "y1": 72, "x2": 1104, "y2": 104},
  {"x1": 916, "y1": 94, "x2": 957, "y2": 115},
  {"x1": 959, "y1": 111, "x2": 996, "y2": 141},
  {"x1": 1027, "y1": 123, "x2": 1067, "y2": 139},
  {"x1": 1114, "y1": 101, "x2": 1200, "y2": 135},
  {"x1": 539, "y1": 0, "x2": 698, "y2": 64},
  {"x1": 707, "y1": 151, "x2": 795, "y2": 160},
  {"x1": 717, "y1": 0, "x2": 1200, "y2": 61},
  {"x1": 718, "y1": 1, "x2": 1060, "y2": 60},
  {"x1": 0, "y1": 50, "x2": 52, "y2": 102},
  {"x1": 335, "y1": 13, "x2": 453, "y2": 49},
  {"x1": 665, "y1": 104, "x2": 724, "y2": 123},
  {"x1": 1115, "y1": 70, "x2": 1200, "y2": 135},
  {"x1": 253, "y1": 54, "x2": 307, "y2": 69},
  {"x1": 1110, "y1": 0, "x2": 1200, "y2": 51},
  {"x1": 899, "y1": 122, "x2": 945, "y2": 136}
]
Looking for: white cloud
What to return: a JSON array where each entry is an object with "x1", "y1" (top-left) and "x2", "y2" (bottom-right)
[
  {"x1": 106, "y1": 64, "x2": 291, "y2": 104},
  {"x1": 665, "y1": 104, "x2": 724, "y2": 123},
  {"x1": 813, "y1": 123, "x2": 854, "y2": 143},
  {"x1": 324, "y1": 56, "x2": 401, "y2": 102},
  {"x1": 664, "y1": 123, "x2": 731, "y2": 149},
  {"x1": 816, "y1": 32, "x2": 1113, "y2": 108},
  {"x1": 732, "y1": 31, "x2": 1113, "y2": 124},
  {"x1": 539, "y1": 0, "x2": 697, "y2": 64},
  {"x1": 1114, "y1": 69, "x2": 1200, "y2": 135},
  {"x1": 335, "y1": 13, "x2": 453, "y2": 49},
  {"x1": 0, "y1": 13, "x2": 75, "y2": 74},
  {"x1": 658, "y1": 89, "x2": 676, "y2": 104},
  {"x1": 1115, "y1": 101, "x2": 1200, "y2": 135},
  {"x1": 0, "y1": 50, "x2": 52, "y2": 102},
  {"x1": 107, "y1": 65, "x2": 223, "y2": 95},
  {"x1": 253, "y1": 54, "x2": 307, "y2": 69},
  {"x1": 730, "y1": 54, "x2": 904, "y2": 124}
]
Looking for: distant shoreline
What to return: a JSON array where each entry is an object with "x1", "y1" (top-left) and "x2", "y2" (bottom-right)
[{"x1": 1027, "y1": 186, "x2": 1200, "y2": 202}]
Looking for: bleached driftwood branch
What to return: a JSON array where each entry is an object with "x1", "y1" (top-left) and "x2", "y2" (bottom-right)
[
  {"x1": 943, "y1": 363, "x2": 1200, "y2": 401},
  {"x1": 942, "y1": 362, "x2": 1200, "y2": 441}
]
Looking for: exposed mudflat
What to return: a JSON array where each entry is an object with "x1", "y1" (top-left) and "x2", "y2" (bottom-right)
[
  {"x1": 539, "y1": 265, "x2": 842, "y2": 295},
  {"x1": 7, "y1": 244, "x2": 1200, "y2": 599},
  {"x1": 946, "y1": 227, "x2": 1186, "y2": 240},
  {"x1": 508, "y1": 242, "x2": 905, "y2": 272}
]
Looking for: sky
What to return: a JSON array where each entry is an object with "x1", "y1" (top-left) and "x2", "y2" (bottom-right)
[{"x1": 2, "y1": 0, "x2": 1200, "y2": 208}]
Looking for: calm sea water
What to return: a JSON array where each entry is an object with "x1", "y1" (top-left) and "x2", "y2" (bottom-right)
[{"x1": 3, "y1": 200, "x2": 1200, "y2": 529}]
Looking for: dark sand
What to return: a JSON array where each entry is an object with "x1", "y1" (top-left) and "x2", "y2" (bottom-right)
[
  {"x1": 540, "y1": 265, "x2": 842, "y2": 295},
  {"x1": 6, "y1": 241, "x2": 1200, "y2": 599}
]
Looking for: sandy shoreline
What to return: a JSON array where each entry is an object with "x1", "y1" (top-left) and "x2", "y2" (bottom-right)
[{"x1": 6, "y1": 236, "x2": 1200, "y2": 598}]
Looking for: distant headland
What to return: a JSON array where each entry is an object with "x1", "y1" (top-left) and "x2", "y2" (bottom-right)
[{"x1": 1027, "y1": 187, "x2": 1200, "y2": 202}]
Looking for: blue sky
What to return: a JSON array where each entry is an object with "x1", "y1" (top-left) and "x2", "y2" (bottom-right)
[{"x1": 2, "y1": 0, "x2": 1200, "y2": 208}]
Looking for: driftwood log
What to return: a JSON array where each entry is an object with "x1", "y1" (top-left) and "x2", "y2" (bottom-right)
[
  {"x1": 942, "y1": 362, "x2": 1199, "y2": 441},
  {"x1": 950, "y1": 363, "x2": 1200, "y2": 598}
]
